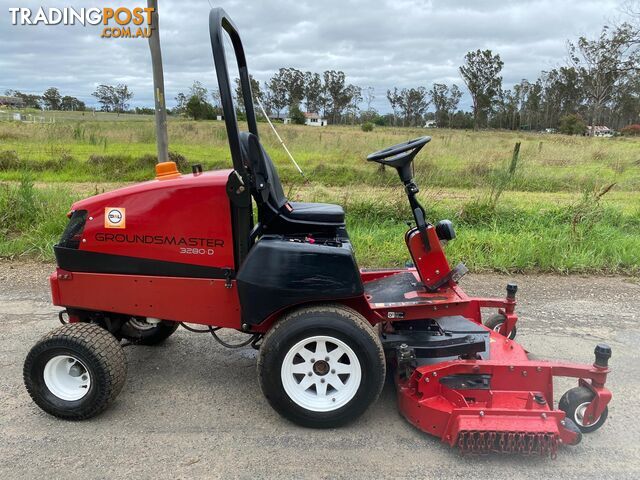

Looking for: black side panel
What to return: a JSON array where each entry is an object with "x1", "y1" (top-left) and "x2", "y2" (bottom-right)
[
  {"x1": 236, "y1": 236, "x2": 363, "y2": 325},
  {"x1": 226, "y1": 171, "x2": 253, "y2": 269},
  {"x1": 54, "y1": 246, "x2": 228, "y2": 279}
]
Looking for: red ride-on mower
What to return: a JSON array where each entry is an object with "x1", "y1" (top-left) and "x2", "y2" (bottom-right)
[{"x1": 24, "y1": 8, "x2": 612, "y2": 457}]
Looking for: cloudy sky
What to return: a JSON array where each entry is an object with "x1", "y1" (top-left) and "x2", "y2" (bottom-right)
[{"x1": 0, "y1": 0, "x2": 629, "y2": 112}]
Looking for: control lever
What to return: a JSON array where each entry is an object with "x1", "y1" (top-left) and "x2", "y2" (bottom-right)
[{"x1": 413, "y1": 207, "x2": 430, "y2": 251}]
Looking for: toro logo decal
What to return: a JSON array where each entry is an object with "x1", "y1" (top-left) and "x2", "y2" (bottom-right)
[{"x1": 104, "y1": 207, "x2": 126, "y2": 229}]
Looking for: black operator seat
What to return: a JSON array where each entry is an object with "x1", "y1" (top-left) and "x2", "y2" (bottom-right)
[{"x1": 238, "y1": 132, "x2": 345, "y2": 228}]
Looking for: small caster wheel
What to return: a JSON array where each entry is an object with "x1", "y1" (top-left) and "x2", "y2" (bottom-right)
[
  {"x1": 484, "y1": 314, "x2": 517, "y2": 340},
  {"x1": 119, "y1": 317, "x2": 179, "y2": 346},
  {"x1": 559, "y1": 386, "x2": 608, "y2": 433}
]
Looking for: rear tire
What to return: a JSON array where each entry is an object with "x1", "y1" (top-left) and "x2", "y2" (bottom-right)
[
  {"x1": 258, "y1": 304, "x2": 385, "y2": 428},
  {"x1": 119, "y1": 318, "x2": 179, "y2": 346},
  {"x1": 24, "y1": 323, "x2": 127, "y2": 420},
  {"x1": 485, "y1": 313, "x2": 517, "y2": 340}
]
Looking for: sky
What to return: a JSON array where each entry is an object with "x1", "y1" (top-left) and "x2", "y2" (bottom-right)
[{"x1": 0, "y1": 0, "x2": 630, "y2": 112}]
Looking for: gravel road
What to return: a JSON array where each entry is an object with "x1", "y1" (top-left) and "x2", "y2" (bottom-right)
[{"x1": 1, "y1": 261, "x2": 638, "y2": 479}]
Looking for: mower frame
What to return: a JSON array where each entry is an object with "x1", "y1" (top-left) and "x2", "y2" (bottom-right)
[{"x1": 25, "y1": 7, "x2": 613, "y2": 458}]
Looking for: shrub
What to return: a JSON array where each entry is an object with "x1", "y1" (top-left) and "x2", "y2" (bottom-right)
[
  {"x1": 0, "y1": 150, "x2": 21, "y2": 170},
  {"x1": 558, "y1": 114, "x2": 586, "y2": 136},
  {"x1": 186, "y1": 96, "x2": 215, "y2": 120},
  {"x1": 361, "y1": 122, "x2": 374, "y2": 132},
  {"x1": 620, "y1": 124, "x2": 640, "y2": 136},
  {"x1": 168, "y1": 151, "x2": 188, "y2": 170},
  {"x1": 289, "y1": 105, "x2": 306, "y2": 125},
  {"x1": 0, "y1": 173, "x2": 36, "y2": 232},
  {"x1": 136, "y1": 153, "x2": 157, "y2": 168}
]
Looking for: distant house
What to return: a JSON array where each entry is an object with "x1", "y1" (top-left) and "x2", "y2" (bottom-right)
[
  {"x1": 0, "y1": 96, "x2": 24, "y2": 108},
  {"x1": 586, "y1": 125, "x2": 613, "y2": 137},
  {"x1": 284, "y1": 112, "x2": 327, "y2": 127}
]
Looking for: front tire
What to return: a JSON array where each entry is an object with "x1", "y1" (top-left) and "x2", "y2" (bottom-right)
[
  {"x1": 24, "y1": 323, "x2": 127, "y2": 420},
  {"x1": 258, "y1": 304, "x2": 385, "y2": 428}
]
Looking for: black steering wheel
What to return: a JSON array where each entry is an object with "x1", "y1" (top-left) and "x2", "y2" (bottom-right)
[{"x1": 366, "y1": 136, "x2": 431, "y2": 165}]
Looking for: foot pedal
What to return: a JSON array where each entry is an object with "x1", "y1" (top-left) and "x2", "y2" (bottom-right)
[{"x1": 424, "y1": 262, "x2": 468, "y2": 292}]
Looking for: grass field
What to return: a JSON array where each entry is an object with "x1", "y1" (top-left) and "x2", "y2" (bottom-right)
[{"x1": 1, "y1": 113, "x2": 639, "y2": 274}]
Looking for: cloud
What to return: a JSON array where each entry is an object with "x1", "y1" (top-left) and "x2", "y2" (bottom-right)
[{"x1": 0, "y1": 0, "x2": 626, "y2": 111}]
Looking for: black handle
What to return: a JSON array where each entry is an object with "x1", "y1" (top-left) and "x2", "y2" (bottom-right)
[{"x1": 209, "y1": 8, "x2": 258, "y2": 174}]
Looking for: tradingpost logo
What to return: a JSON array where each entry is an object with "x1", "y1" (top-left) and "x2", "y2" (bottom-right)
[{"x1": 8, "y1": 5, "x2": 155, "y2": 39}]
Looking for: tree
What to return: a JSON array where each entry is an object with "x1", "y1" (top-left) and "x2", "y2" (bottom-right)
[
  {"x1": 568, "y1": 23, "x2": 639, "y2": 125},
  {"x1": 303, "y1": 71, "x2": 324, "y2": 113},
  {"x1": 92, "y1": 85, "x2": 117, "y2": 112},
  {"x1": 387, "y1": 87, "x2": 430, "y2": 126},
  {"x1": 114, "y1": 84, "x2": 133, "y2": 113},
  {"x1": 459, "y1": 49, "x2": 504, "y2": 129},
  {"x1": 386, "y1": 87, "x2": 403, "y2": 125},
  {"x1": 281, "y1": 68, "x2": 305, "y2": 108},
  {"x1": 91, "y1": 84, "x2": 133, "y2": 114},
  {"x1": 186, "y1": 96, "x2": 213, "y2": 120},
  {"x1": 174, "y1": 93, "x2": 188, "y2": 114},
  {"x1": 345, "y1": 84, "x2": 362, "y2": 124},
  {"x1": 42, "y1": 87, "x2": 62, "y2": 110},
  {"x1": 234, "y1": 74, "x2": 263, "y2": 112},
  {"x1": 559, "y1": 113, "x2": 586, "y2": 135},
  {"x1": 211, "y1": 89, "x2": 221, "y2": 109},
  {"x1": 400, "y1": 87, "x2": 430, "y2": 126},
  {"x1": 289, "y1": 104, "x2": 306, "y2": 124},
  {"x1": 430, "y1": 83, "x2": 462, "y2": 127},
  {"x1": 446, "y1": 85, "x2": 463, "y2": 126},
  {"x1": 363, "y1": 86, "x2": 375, "y2": 112},
  {"x1": 189, "y1": 81, "x2": 208, "y2": 102},
  {"x1": 5, "y1": 90, "x2": 42, "y2": 109},
  {"x1": 60, "y1": 96, "x2": 86, "y2": 111},
  {"x1": 323, "y1": 70, "x2": 351, "y2": 123},
  {"x1": 539, "y1": 67, "x2": 583, "y2": 128},
  {"x1": 267, "y1": 70, "x2": 289, "y2": 119}
]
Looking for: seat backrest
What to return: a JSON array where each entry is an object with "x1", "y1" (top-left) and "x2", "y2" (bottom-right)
[{"x1": 239, "y1": 131, "x2": 288, "y2": 212}]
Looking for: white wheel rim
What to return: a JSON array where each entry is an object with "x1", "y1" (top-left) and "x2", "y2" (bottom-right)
[
  {"x1": 574, "y1": 401, "x2": 599, "y2": 427},
  {"x1": 43, "y1": 355, "x2": 91, "y2": 401},
  {"x1": 492, "y1": 322, "x2": 512, "y2": 337},
  {"x1": 128, "y1": 317, "x2": 156, "y2": 331},
  {"x1": 281, "y1": 335, "x2": 362, "y2": 412}
]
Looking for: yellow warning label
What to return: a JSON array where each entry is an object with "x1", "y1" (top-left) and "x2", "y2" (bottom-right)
[{"x1": 104, "y1": 207, "x2": 126, "y2": 229}]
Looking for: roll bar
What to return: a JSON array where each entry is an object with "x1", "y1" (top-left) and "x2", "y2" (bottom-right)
[{"x1": 209, "y1": 8, "x2": 259, "y2": 173}]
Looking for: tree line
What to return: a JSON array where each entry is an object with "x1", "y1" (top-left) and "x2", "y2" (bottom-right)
[
  {"x1": 3, "y1": 84, "x2": 135, "y2": 114},
  {"x1": 461, "y1": 20, "x2": 639, "y2": 131},
  {"x1": 172, "y1": 14, "x2": 638, "y2": 132},
  {"x1": 4, "y1": 87, "x2": 86, "y2": 112},
  {"x1": 5, "y1": 6, "x2": 638, "y2": 132}
]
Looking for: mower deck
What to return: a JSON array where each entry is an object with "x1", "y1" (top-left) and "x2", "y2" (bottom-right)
[{"x1": 393, "y1": 327, "x2": 611, "y2": 457}]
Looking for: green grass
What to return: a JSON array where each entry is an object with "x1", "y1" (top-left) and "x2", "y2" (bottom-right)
[
  {"x1": 1, "y1": 117, "x2": 639, "y2": 191},
  {"x1": 0, "y1": 114, "x2": 639, "y2": 273}
]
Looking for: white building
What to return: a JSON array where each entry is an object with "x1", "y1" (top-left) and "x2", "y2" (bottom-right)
[
  {"x1": 586, "y1": 125, "x2": 613, "y2": 137},
  {"x1": 284, "y1": 112, "x2": 327, "y2": 127}
]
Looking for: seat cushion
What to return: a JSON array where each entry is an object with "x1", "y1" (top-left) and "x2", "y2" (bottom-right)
[{"x1": 286, "y1": 202, "x2": 345, "y2": 224}]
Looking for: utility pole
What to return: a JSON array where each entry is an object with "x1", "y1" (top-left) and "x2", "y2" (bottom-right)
[{"x1": 147, "y1": 0, "x2": 169, "y2": 163}]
